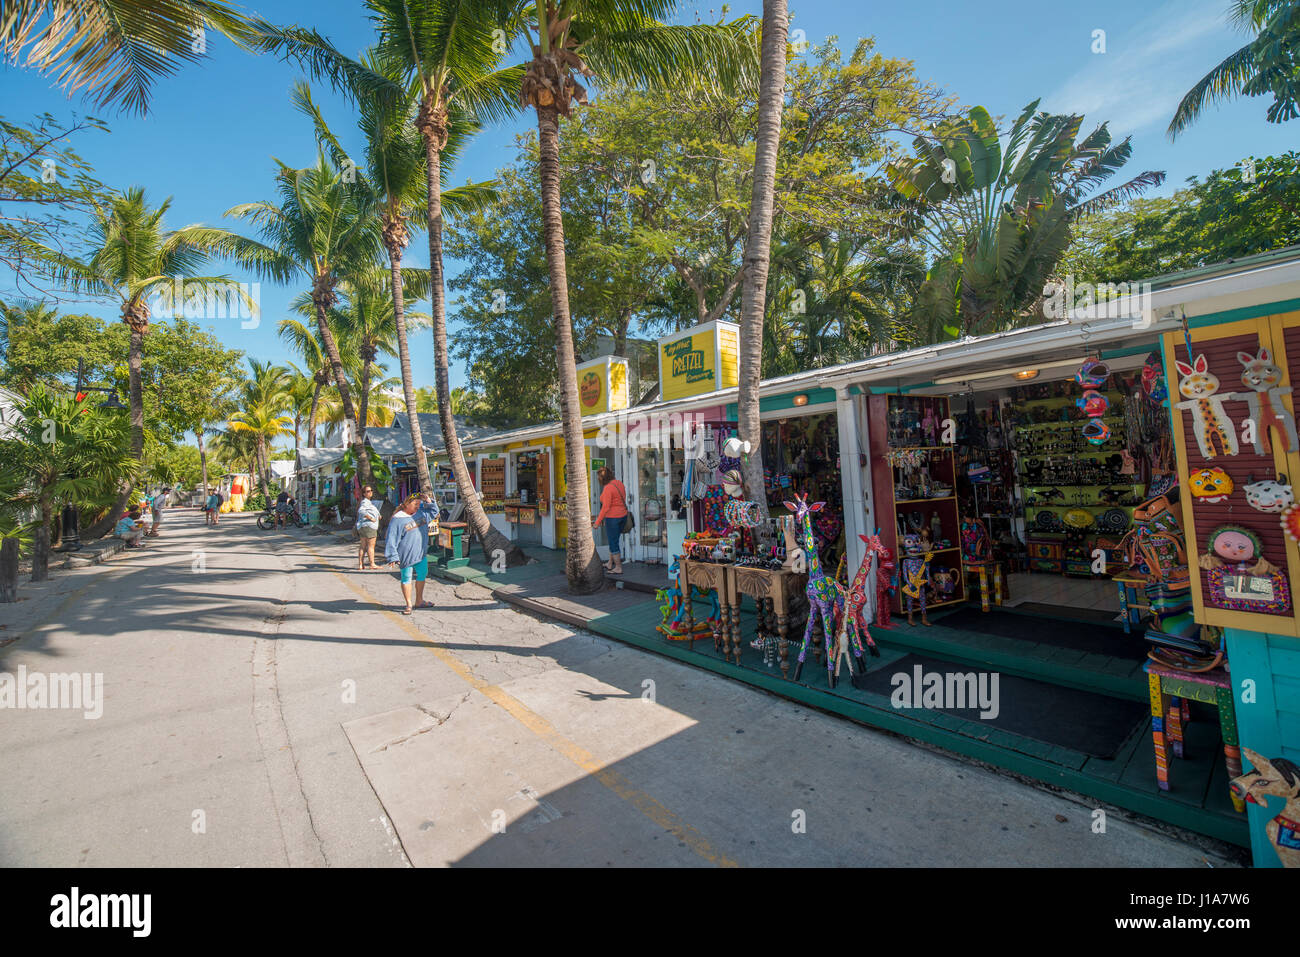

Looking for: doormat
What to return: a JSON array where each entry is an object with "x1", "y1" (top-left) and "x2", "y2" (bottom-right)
[
  {"x1": 1011, "y1": 601, "x2": 1124, "y2": 628},
  {"x1": 853, "y1": 653, "x2": 1148, "y2": 759},
  {"x1": 934, "y1": 607, "x2": 1147, "y2": 662}
]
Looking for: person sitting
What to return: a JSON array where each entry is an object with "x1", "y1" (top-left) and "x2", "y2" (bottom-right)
[
  {"x1": 115, "y1": 508, "x2": 147, "y2": 548},
  {"x1": 274, "y1": 488, "x2": 292, "y2": 527}
]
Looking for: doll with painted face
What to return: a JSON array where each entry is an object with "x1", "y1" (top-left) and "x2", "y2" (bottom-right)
[{"x1": 899, "y1": 532, "x2": 934, "y2": 626}]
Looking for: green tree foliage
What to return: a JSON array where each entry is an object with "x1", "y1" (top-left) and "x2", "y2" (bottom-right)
[
  {"x1": 1060, "y1": 152, "x2": 1300, "y2": 282},
  {"x1": 889, "y1": 100, "x2": 1163, "y2": 340},
  {"x1": 448, "y1": 37, "x2": 949, "y2": 424},
  {"x1": 0, "y1": 386, "x2": 136, "y2": 582},
  {"x1": 1170, "y1": 0, "x2": 1300, "y2": 137},
  {"x1": 0, "y1": 112, "x2": 108, "y2": 298}
]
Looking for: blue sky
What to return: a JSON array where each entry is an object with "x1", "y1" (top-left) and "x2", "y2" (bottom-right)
[{"x1": 2, "y1": 0, "x2": 1295, "y2": 401}]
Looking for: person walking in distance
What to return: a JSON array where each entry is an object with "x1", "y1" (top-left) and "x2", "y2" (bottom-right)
[
  {"x1": 147, "y1": 488, "x2": 168, "y2": 537},
  {"x1": 354, "y1": 485, "x2": 381, "y2": 570},
  {"x1": 593, "y1": 466, "x2": 629, "y2": 575},
  {"x1": 384, "y1": 492, "x2": 438, "y2": 614}
]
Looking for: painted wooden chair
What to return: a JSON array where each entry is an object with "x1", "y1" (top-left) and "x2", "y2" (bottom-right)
[
  {"x1": 960, "y1": 517, "x2": 1006, "y2": 612},
  {"x1": 1143, "y1": 659, "x2": 1245, "y2": 813}
]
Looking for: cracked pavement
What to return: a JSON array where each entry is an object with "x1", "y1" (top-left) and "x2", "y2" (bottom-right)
[{"x1": 0, "y1": 509, "x2": 1241, "y2": 867}]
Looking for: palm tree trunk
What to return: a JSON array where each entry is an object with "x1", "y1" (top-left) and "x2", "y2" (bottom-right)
[
  {"x1": 0, "y1": 537, "x2": 18, "y2": 602},
  {"x1": 31, "y1": 501, "x2": 52, "y2": 582},
  {"x1": 257, "y1": 436, "x2": 270, "y2": 498},
  {"x1": 388, "y1": 239, "x2": 433, "y2": 495},
  {"x1": 197, "y1": 428, "x2": 209, "y2": 497},
  {"x1": 535, "y1": 104, "x2": 602, "y2": 593},
  {"x1": 421, "y1": 109, "x2": 526, "y2": 567},
  {"x1": 359, "y1": 357, "x2": 372, "y2": 441},
  {"x1": 737, "y1": 0, "x2": 789, "y2": 516},
  {"x1": 313, "y1": 296, "x2": 373, "y2": 486},
  {"x1": 307, "y1": 379, "x2": 322, "y2": 449}
]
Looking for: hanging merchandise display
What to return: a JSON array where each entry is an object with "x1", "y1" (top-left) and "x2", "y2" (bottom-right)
[
  {"x1": 1230, "y1": 348, "x2": 1298, "y2": 455},
  {"x1": 1082, "y1": 419, "x2": 1112, "y2": 445},
  {"x1": 1188, "y1": 467, "x2": 1235, "y2": 504},
  {"x1": 1199, "y1": 524, "x2": 1292, "y2": 614},
  {"x1": 1162, "y1": 318, "x2": 1300, "y2": 634},
  {"x1": 1141, "y1": 351, "x2": 1168, "y2": 402},
  {"x1": 1243, "y1": 474, "x2": 1295, "y2": 513},
  {"x1": 1174, "y1": 354, "x2": 1240, "y2": 458}
]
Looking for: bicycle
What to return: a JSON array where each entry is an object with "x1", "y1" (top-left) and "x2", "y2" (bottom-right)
[{"x1": 257, "y1": 505, "x2": 308, "y2": 530}]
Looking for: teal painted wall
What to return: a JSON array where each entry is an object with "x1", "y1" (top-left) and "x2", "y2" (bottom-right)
[{"x1": 1224, "y1": 629, "x2": 1300, "y2": 868}]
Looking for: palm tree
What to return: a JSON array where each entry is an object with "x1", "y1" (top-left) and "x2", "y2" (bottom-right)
[
  {"x1": 277, "y1": 315, "x2": 341, "y2": 449},
  {"x1": 217, "y1": 152, "x2": 384, "y2": 488},
  {"x1": 285, "y1": 367, "x2": 318, "y2": 454},
  {"x1": 736, "y1": 0, "x2": 787, "y2": 514},
  {"x1": 328, "y1": 266, "x2": 430, "y2": 464},
  {"x1": 228, "y1": 359, "x2": 293, "y2": 497},
  {"x1": 196, "y1": 377, "x2": 238, "y2": 498},
  {"x1": 413, "y1": 385, "x2": 439, "y2": 414},
  {"x1": 0, "y1": 386, "x2": 135, "y2": 582},
  {"x1": 40, "y1": 186, "x2": 249, "y2": 535},
  {"x1": 888, "y1": 101, "x2": 1164, "y2": 339},
  {"x1": 515, "y1": 0, "x2": 754, "y2": 592},
  {"x1": 1, "y1": 0, "x2": 258, "y2": 114},
  {"x1": 1169, "y1": 0, "x2": 1300, "y2": 137},
  {"x1": 257, "y1": 8, "x2": 523, "y2": 566}
]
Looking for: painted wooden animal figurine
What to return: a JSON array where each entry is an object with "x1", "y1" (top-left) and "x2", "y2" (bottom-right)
[
  {"x1": 843, "y1": 534, "x2": 885, "y2": 663},
  {"x1": 1230, "y1": 749, "x2": 1300, "y2": 867},
  {"x1": 866, "y1": 535, "x2": 896, "y2": 629},
  {"x1": 1230, "y1": 347, "x2": 1297, "y2": 454},
  {"x1": 1174, "y1": 353, "x2": 1239, "y2": 458},
  {"x1": 785, "y1": 494, "x2": 858, "y2": 686},
  {"x1": 899, "y1": 532, "x2": 934, "y2": 626}
]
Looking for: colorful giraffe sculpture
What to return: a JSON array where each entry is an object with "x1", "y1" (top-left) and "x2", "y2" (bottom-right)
[
  {"x1": 1230, "y1": 749, "x2": 1300, "y2": 868},
  {"x1": 785, "y1": 494, "x2": 867, "y2": 687},
  {"x1": 831, "y1": 534, "x2": 884, "y2": 688}
]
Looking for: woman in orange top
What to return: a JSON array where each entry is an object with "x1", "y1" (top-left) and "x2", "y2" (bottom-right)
[{"x1": 592, "y1": 466, "x2": 628, "y2": 574}]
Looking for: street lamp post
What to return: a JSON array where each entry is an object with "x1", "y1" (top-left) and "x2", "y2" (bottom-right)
[{"x1": 58, "y1": 360, "x2": 128, "y2": 552}]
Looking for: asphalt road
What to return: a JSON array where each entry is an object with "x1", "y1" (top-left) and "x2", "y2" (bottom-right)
[{"x1": 0, "y1": 508, "x2": 1241, "y2": 867}]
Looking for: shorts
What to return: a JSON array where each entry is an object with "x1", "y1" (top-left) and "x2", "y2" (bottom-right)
[
  {"x1": 400, "y1": 556, "x2": 429, "y2": 584},
  {"x1": 358, "y1": 527, "x2": 378, "y2": 539}
]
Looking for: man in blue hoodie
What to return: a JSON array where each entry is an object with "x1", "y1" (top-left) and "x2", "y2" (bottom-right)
[{"x1": 385, "y1": 492, "x2": 438, "y2": 614}]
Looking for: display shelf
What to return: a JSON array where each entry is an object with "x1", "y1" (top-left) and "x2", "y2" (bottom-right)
[{"x1": 868, "y1": 393, "x2": 967, "y2": 614}]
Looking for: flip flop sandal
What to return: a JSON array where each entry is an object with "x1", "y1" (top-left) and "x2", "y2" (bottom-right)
[{"x1": 402, "y1": 607, "x2": 413, "y2": 616}]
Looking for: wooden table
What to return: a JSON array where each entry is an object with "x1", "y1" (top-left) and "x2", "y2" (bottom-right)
[
  {"x1": 1144, "y1": 660, "x2": 1245, "y2": 813},
  {"x1": 727, "y1": 565, "x2": 808, "y2": 679},
  {"x1": 678, "y1": 558, "x2": 732, "y2": 655}
]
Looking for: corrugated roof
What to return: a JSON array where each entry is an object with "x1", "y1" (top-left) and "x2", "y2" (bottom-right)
[{"x1": 296, "y1": 446, "x2": 347, "y2": 471}]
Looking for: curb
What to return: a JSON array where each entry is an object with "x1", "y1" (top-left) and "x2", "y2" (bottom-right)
[{"x1": 60, "y1": 538, "x2": 125, "y2": 569}]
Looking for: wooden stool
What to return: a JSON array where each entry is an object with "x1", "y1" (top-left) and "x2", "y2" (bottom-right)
[
  {"x1": 1112, "y1": 571, "x2": 1149, "y2": 634},
  {"x1": 962, "y1": 561, "x2": 1005, "y2": 612},
  {"x1": 1144, "y1": 660, "x2": 1245, "y2": 813}
]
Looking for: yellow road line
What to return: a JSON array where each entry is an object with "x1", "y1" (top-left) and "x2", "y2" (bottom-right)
[{"x1": 306, "y1": 545, "x2": 739, "y2": 868}]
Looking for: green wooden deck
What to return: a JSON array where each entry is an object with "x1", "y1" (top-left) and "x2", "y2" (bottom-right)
[{"x1": 431, "y1": 551, "x2": 1248, "y2": 848}]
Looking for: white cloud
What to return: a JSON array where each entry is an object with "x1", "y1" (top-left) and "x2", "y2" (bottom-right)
[{"x1": 1043, "y1": 0, "x2": 1241, "y2": 136}]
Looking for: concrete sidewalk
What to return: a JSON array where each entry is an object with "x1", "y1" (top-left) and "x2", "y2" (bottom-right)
[{"x1": 0, "y1": 509, "x2": 1244, "y2": 866}]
